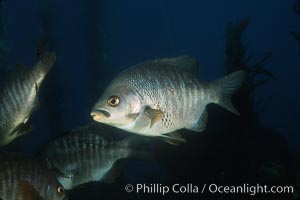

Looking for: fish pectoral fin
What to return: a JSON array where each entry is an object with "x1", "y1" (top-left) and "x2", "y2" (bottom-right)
[
  {"x1": 187, "y1": 109, "x2": 208, "y2": 132},
  {"x1": 17, "y1": 181, "x2": 44, "y2": 200},
  {"x1": 102, "y1": 160, "x2": 124, "y2": 183},
  {"x1": 144, "y1": 106, "x2": 164, "y2": 128},
  {"x1": 18, "y1": 123, "x2": 33, "y2": 137},
  {"x1": 160, "y1": 132, "x2": 186, "y2": 146}
]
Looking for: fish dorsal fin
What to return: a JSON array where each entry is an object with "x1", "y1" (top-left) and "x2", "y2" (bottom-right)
[
  {"x1": 152, "y1": 55, "x2": 198, "y2": 74},
  {"x1": 17, "y1": 181, "x2": 44, "y2": 200}
]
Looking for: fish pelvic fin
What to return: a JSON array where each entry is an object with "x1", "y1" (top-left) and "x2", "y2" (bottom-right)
[
  {"x1": 10, "y1": 121, "x2": 33, "y2": 138},
  {"x1": 160, "y1": 131, "x2": 187, "y2": 146},
  {"x1": 211, "y1": 70, "x2": 246, "y2": 115}
]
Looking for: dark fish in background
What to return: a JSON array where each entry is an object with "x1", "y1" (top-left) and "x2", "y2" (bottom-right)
[
  {"x1": 41, "y1": 123, "x2": 153, "y2": 190},
  {"x1": 0, "y1": 152, "x2": 67, "y2": 200},
  {"x1": 0, "y1": 48, "x2": 56, "y2": 146},
  {"x1": 294, "y1": 0, "x2": 300, "y2": 15},
  {"x1": 91, "y1": 55, "x2": 245, "y2": 145}
]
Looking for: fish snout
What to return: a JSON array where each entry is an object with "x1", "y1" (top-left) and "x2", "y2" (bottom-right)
[{"x1": 91, "y1": 109, "x2": 111, "y2": 121}]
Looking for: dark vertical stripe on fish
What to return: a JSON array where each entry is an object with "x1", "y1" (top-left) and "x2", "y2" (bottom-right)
[
  {"x1": 1, "y1": 93, "x2": 9, "y2": 118},
  {"x1": 87, "y1": 135, "x2": 93, "y2": 176},
  {"x1": 74, "y1": 135, "x2": 80, "y2": 173},
  {"x1": 15, "y1": 79, "x2": 24, "y2": 110},
  {"x1": 11, "y1": 82, "x2": 20, "y2": 113},
  {"x1": 7, "y1": 87, "x2": 17, "y2": 114}
]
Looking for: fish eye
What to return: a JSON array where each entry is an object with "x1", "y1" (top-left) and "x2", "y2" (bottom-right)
[
  {"x1": 107, "y1": 96, "x2": 120, "y2": 107},
  {"x1": 57, "y1": 186, "x2": 64, "y2": 195}
]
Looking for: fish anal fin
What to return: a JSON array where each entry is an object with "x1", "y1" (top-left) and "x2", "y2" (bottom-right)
[
  {"x1": 17, "y1": 181, "x2": 44, "y2": 200},
  {"x1": 144, "y1": 107, "x2": 164, "y2": 128},
  {"x1": 160, "y1": 131, "x2": 186, "y2": 146},
  {"x1": 188, "y1": 109, "x2": 208, "y2": 132}
]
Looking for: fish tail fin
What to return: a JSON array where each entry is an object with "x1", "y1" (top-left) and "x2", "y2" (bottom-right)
[
  {"x1": 38, "y1": 51, "x2": 56, "y2": 75},
  {"x1": 212, "y1": 70, "x2": 246, "y2": 115},
  {"x1": 125, "y1": 136, "x2": 155, "y2": 160},
  {"x1": 32, "y1": 51, "x2": 56, "y2": 82},
  {"x1": 36, "y1": 35, "x2": 47, "y2": 58},
  {"x1": 35, "y1": 35, "x2": 56, "y2": 75}
]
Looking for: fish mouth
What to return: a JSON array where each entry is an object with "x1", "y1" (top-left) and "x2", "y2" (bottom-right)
[{"x1": 91, "y1": 109, "x2": 111, "y2": 121}]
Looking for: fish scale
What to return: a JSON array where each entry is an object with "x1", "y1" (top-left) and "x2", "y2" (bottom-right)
[
  {"x1": 141, "y1": 65, "x2": 191, "y2": 131},
  {"x1": 0, "y1": 52, "x2": 56, "y2": 146},
  {"x1": 0, "y1": 153, "x2": 66, "y2": 200},
  {"x1": 42, "y1": 123, "x2": 152, "y2": 190},
  {"x1": 91, "y1": 55, "x2": 246, "y2": 144}
]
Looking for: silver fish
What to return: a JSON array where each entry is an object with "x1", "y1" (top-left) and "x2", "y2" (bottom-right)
[
  {"x1": 0, "y1": 152, "x2": 67, "y2": 200},
  {"x1": 0, "y1": 51, "x2": 56, "y2": 146},
  {"x1": 91, "y1": 55, "x2": 245, "y2": 145},
  {"x1": 42, "y1": 123, "x2": 152, "y2": 190}
]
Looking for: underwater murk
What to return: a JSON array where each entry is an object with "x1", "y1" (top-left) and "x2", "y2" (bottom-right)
[{"x1": 0, "y1": 0, "x2": 299, "y2": 200}]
